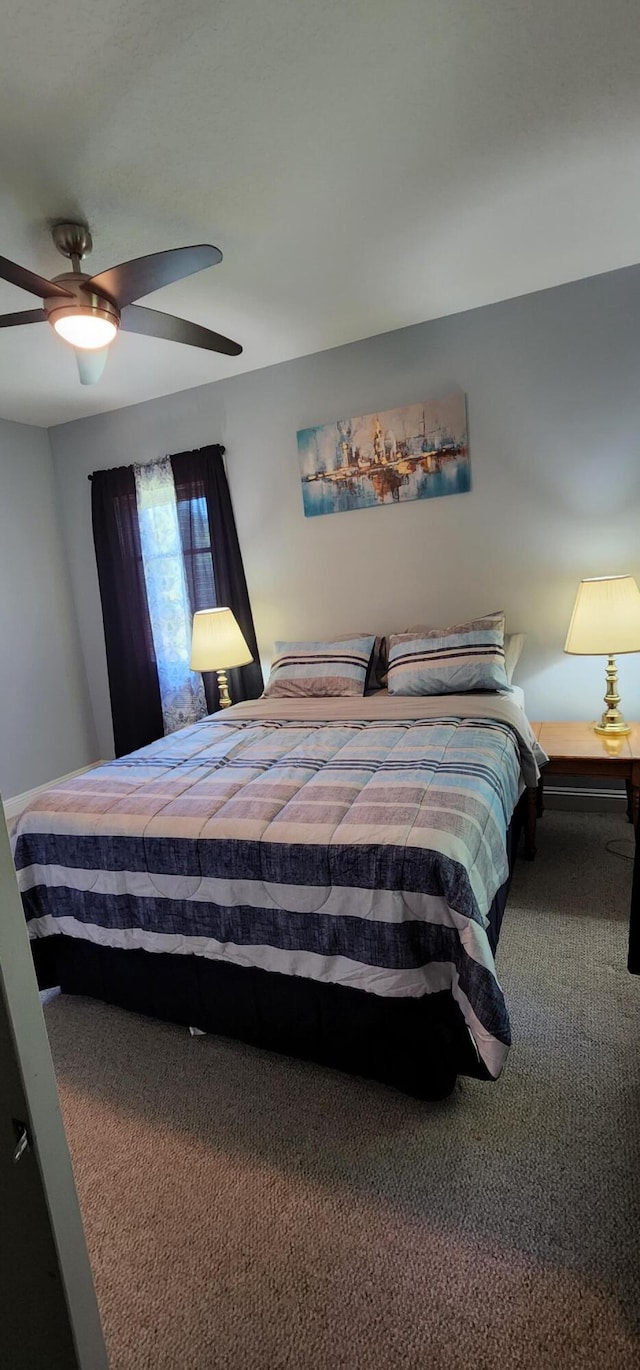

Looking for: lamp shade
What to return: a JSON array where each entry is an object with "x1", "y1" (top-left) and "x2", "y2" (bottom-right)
[
  {"x1": 190, "y1": 608, "x2": 253, "y2": 671},
  {"x1": 564, "y1": 575, "x2": 640, "y2": 656}
]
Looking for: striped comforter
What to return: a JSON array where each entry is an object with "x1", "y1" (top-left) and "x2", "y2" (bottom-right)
[{"x1": 13, "y1": 693, "x2": 544, "y2": 1079}]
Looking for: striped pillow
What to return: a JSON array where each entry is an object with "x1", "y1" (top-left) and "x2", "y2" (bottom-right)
[
  {"x1": 335, "y1": 633, "x2": 387, "y2": 693},
  {"x1": 263, "y1": 636, "x2": 376, "y2": 698},
  {"x1": 388, "y1": 612, "x2": 508, "y2": 695}
]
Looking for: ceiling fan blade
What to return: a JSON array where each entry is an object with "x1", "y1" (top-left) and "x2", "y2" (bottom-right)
[
  {"x1": 0, "y1": 308, "x2": 46, "y2": 328},
  {"x1": 120, "y1": 304, "x2": 242, "y2": 356},
  {"x1": 74, "y1": 346, "x2": 110, "y2": 386},
  {"x1": 0, "y1": 255, "x2": 73, "y2": 300},
  {"x1": 86, "y1": 245, "x2": 223, "y2": 307}
]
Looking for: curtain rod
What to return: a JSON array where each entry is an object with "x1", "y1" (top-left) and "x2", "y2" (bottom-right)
[{"x1": 88, "y1": 444, "x2": 225, "y2": 479}]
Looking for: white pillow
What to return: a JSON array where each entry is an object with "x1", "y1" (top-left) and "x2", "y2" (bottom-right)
[{"x1": 504, "y1": 633, "x2": 526, "y2": 683}]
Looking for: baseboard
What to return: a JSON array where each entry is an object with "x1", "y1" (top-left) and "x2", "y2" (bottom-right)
[
  {"x1": 543, "y1": 784, "x2": 627, "y2": 815},
  {"x1": 3, "y1": 762, "x2": 106, "y2": 822}
]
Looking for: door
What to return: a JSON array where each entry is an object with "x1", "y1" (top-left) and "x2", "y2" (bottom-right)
[{"x1": 0, "y1": 807, "x2": 108, "y2": 1369}]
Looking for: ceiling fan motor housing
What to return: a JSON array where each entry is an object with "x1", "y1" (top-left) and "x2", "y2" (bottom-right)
[
  {"x1": 44, "y1": 274, "x2": 121, "y2": 345},
  {"x1": 45, "y1": 224, "x2": 120, "y2": 347}
]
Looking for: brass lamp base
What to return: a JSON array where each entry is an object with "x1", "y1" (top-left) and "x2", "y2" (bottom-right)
[
  {"x1": 216, "y1": 668, "x2": 233, "y2": 709},
  {"x1": 593, "y1": 653, "x2": 631, "y2": 736}
]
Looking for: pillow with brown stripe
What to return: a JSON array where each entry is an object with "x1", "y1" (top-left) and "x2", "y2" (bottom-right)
[
  {"x1": 335, "y1": 633, "x2": 387, "y2": 693},
  {"x1": 388, "y1": 612, "x2": 508, "y2": 695},
  {"x1": 263, "y1": 636, "x2": 376, "y2": 697}
]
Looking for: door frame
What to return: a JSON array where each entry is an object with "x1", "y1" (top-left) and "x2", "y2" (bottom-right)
[{"x1": 0, "y1": 808, "x2": 108, "y2": 1369}]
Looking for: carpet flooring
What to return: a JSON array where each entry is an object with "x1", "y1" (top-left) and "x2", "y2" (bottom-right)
[{"x1": 44, "y1": 812, "x2": 640, "y2": 1370}]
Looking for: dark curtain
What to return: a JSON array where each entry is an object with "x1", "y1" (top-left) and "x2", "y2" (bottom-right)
[
  {"x1": 170, "y1": 445, "x2": 264, "y2": 708},
  {"x1": 91, "y1": 466, "x2": 163, "y2": 756}
]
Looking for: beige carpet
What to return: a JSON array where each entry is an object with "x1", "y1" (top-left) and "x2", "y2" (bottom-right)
[{"x1": 44, "y1": 812, "x2": 640, "y2": 1370}]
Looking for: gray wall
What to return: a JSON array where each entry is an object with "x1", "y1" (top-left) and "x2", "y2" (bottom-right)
[
  {"x1": 49, "y1": 265, "x2": 640, "y2": 762},
  {"x1": 0, "y1": 419, "x2": 97, "y2": 799}
]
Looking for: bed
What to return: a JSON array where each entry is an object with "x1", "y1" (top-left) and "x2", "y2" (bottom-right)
[{"x1": 14, "y1": 690, "x2": 544, "y2": 1099}]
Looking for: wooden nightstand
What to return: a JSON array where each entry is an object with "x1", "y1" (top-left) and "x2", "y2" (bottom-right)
[{"x1": 526, "y1": 721, "x2": 640, "y2": 857}]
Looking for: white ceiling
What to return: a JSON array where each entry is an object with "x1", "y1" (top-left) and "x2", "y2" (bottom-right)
[{"x1": 2, "y1": 0, "x2": 640, "y2": 428}]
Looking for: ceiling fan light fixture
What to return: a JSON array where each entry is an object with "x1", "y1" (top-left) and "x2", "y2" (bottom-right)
[
  {"x1": 51, "y1": 307, "x2": 118, "y2": 350},
  {"x1": 0, "y1": 226, "x2": 241, "y2": 383}
]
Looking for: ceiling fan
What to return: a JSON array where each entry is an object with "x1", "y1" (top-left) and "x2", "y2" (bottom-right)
[{"x1": 0, "y1": 222, "x2": 242, "y2": 385}]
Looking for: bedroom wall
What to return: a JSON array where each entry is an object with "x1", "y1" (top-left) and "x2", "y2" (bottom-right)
[
  {"x1": 49, "y1": 264, "x2": 640, "y2": 761},
  {"x1": 0, "y1": 419, "x2": 97, "y2": 799}
]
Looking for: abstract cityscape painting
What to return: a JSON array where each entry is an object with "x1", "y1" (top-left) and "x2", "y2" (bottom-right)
[{"x1": 297, "y1": 392, "x2": 470, "y2": 517}]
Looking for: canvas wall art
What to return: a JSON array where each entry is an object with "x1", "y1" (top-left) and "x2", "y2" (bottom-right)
[{"x1": 297, "y1": 392, "x2": 470, "y2": 518}]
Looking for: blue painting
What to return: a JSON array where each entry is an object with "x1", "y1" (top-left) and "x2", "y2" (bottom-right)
[{"x1": 297, "y1": 392, "x2": 470, "y2": 518}]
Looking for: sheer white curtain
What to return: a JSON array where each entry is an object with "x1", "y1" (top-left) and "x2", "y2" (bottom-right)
[{"x1": 134, "y1": 458, "x2": 207, "y2": 734}]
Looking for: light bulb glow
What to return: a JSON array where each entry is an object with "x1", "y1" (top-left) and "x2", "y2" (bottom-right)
[{"x1": 53, "y1": 313, "x2": 118, "y2": 350}]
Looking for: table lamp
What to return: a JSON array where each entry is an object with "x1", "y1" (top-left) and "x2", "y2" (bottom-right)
[
  {"x1": 190, "y1": 607, "x2": 253, "y2": 708},
  {"x1": 564, "y1": 574, "x2": 640, "y2": 735}
]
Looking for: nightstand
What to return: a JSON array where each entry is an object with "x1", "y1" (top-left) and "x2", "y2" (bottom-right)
[{"x1": 527, "y1": 721, "x2": 640, "y2": 856}]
